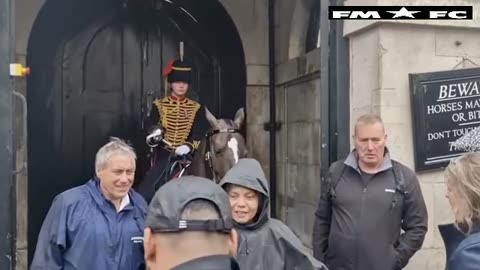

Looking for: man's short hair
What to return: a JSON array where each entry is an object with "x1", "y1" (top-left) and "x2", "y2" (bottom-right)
[
  {"x1": 95, "y1": 137, "x2": 136, "y2": 172},
  {"x1": 354, "y1": 114, "x2": 385, "y2": 135}
]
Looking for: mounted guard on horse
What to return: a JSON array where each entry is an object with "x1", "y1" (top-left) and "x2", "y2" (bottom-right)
[{"x1": 137, "y1": 45, "x2": 247, "y2": 203}]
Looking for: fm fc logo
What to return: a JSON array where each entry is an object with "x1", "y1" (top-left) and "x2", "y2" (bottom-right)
[{"x1": 329, "y1": 6, "x2": 473, "y2": 20}]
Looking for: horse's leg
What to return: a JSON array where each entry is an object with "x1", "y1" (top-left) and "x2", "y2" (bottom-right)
[{"x1": 187, "y1": 138, "x2": 209, "y2": 179}]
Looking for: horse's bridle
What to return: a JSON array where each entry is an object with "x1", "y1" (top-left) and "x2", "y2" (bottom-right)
[{"x1": 204, "y1": 128, "x2": 241, "y2": 183}]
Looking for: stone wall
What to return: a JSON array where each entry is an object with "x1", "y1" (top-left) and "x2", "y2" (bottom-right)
[
  {"x1": 13, "y1": 54, "x2": 28, "y2": 270},
  {"x1": 220, "y1": 0, "x2": 271, "y2": 186},
  {"x1": 276, "y1": 50, "x2": 321, "y2": 247},
  {"x1": 274, "y1": 0, "x2": 321, "y2": 248},
  {"x1": 15, "y1": 0, "x2": 43, "y2": 266}
]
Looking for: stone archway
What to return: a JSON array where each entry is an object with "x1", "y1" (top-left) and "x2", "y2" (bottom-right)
[
  {"x1": 25, "y1": 0, "x2": 246, "y2": 263},
  {"x1": 288, "y1": 0, "x2": 316, "y2": 59}
]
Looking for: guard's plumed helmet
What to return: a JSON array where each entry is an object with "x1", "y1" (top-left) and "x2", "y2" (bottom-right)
[{"x1": 163, "y1": 59, "x2": 192, "y2": 84}]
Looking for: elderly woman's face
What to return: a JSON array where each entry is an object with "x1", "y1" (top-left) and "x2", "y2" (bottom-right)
[
  {"x1": 446, "y1": 180, "x2": 465, "y2": 223},
  {"x1": 227, "y1": 185, "x2": 259, "y2": 224}
]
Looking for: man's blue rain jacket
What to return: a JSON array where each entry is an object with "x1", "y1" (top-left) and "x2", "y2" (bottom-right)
[{"x1": 31, "y1": 179, "x2": 147, "y2": 270}]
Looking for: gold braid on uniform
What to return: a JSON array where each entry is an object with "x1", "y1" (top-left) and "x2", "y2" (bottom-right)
[{"x1": 154, "y1": 97, "x2": 201, "y2": 151}]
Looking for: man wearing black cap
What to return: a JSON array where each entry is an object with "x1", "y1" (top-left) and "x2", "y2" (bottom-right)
[
  {"x1": 139, "y1": 59, "x2": 210, "y2": 202},
  {"x1": 143, "y1": 176, "x2": 239, "y2": 270}
]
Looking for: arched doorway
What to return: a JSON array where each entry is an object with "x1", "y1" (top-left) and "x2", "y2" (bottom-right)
[{"x1": 26, "y1": 0, "x2": 246, "y2": 262}]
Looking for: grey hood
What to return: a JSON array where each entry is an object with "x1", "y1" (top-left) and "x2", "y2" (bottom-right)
[{"x1": 219, "y1": 158, "x2": 270, "y2": 230}]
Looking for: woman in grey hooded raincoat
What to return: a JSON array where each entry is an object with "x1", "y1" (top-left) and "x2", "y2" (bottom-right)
[{"x1": 219, "y1": 158, "x2": 328, "y2": 270}]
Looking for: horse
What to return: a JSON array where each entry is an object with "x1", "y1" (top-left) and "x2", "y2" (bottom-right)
[
  {"x1": 187, "y1": 107, "x2": 248, "y2": 181},
  {"x1": 136, "y1": 107, "x2": 247, "y2": 202}
]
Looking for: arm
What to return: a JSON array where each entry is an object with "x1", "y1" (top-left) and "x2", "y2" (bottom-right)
[
  {"x1": 264, "y1": 220, "x2": 327, "y2": 270},
  {"x1": 279, "y1": 224, "x2": 329, "y2": 270},
  {"x1": 144, "y1": 104, "x2": 160, "y2": 133},
  {"x1": 185, "y1": 106, "x2": 209, "y2": 152},
  {"x1": 312, "y1": 173, "x2": 333, "y2": 262},
  {"x1": 394, "y1": 170, "x2": 428, "y2": 269},
  {"x1": 30, "y1": 196, "x2": 68, "y2": 270}
]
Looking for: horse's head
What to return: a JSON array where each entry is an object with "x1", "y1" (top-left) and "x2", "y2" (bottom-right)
[{"x1": 205, "y1": 107, "x2": 247, "y2": 179}]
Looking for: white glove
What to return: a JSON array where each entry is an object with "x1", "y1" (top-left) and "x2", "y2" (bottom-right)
[{"x1": 175, "y1": 145, "x2": 191, "y2": 156}]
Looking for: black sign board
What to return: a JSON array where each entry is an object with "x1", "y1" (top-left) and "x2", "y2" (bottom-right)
[{"x1": 410, "y1": 67, "x2": 480, "y2": 171}]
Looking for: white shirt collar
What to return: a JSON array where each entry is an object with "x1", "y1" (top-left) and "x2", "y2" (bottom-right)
[{"x1": 118, "y1": 194, "x2": 130, "y2": 212}]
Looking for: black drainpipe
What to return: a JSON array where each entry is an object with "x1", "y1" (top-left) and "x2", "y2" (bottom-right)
[
  {"x1": 266, "y1": 0, "x2": 279, "y2": 218},
  {"x1": 329, "y1": 0, "x2": 350, "y2": 161},
  {"x1": 319, "y1": 0, "x2": 331, "y2": 184}
]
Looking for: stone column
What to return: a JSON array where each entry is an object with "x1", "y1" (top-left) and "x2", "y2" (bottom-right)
[
  {"x1": 15, "y1": 0, "x2": 46, "y2": 268},
  {"x1": 221, "y1": 0, "x2": 271, "y2": 175}
]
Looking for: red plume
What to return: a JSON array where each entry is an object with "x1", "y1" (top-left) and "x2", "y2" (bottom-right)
[{"x1": 162, "y1": 60, "x2": 175, "y2": 77}]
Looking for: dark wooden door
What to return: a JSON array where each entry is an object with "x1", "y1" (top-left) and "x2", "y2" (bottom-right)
[
  {"x1": 58, "y1": 21, "x2": 143, "y2": 185},
  {"x1": 57, "y1": 24, "x2": 133, "y2": 187},
  {"x1": 55, "y1": 19, "x2": 217, "y2": 186}
]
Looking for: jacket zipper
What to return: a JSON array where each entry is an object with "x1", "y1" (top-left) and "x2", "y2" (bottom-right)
[{"x1": 355, "y1": 185, "x2": 368, "y2": 269}]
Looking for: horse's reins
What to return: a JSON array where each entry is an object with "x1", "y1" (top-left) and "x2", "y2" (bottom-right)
[{"x1": 205, "y1": 128, "x2": 241, "y2": 183}]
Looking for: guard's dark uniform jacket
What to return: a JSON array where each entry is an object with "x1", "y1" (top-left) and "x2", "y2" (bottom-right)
[
  {"x1": 146, "y1": 95, "x2": 208, "y2": 152},
  {"x1": 137, "y1": 58, "x2": 209, "y2": 203},
  {"x1": 138, "y1": 96, "x2": 209, "y2": 203}
]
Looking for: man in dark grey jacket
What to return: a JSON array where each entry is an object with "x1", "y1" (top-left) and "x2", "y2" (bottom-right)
[{"x1": 312, "y1": 114, "x2": 428, "y2": 270}]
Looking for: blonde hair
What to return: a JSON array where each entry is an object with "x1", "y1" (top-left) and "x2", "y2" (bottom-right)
[
  {"x1": 445, "y1": 152, "x2": 480, "y2": 233},
  {"x1": 354, "y1": 114, "x2": 385, "y2": 135}
]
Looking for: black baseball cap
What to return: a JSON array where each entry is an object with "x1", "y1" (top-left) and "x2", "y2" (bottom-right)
[{"x1": 145, "y1": 176, "x2": 233, "y2": 233}]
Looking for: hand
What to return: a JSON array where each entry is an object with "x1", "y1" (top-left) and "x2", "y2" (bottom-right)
[
  {"x1": 146, "y1": 128, "x2": 163, "y2": 146},
  {"x1": 175, "y1": 145, "x2": 191, "y2": 156}
]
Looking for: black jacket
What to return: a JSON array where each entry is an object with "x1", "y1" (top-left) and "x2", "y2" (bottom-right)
[
  {"x1": 439, "y1": 223, "x2": 466, "y2": 269},
  {"x1": 313, "y1": 151, "x2": 428, "y2": 270},
  {"x1": 172, "y1": 255, "x2": 240, "y2": 270}
]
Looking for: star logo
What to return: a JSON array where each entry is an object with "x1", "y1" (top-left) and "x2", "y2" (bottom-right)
[{"x1": 387, "y1": 7, "x2": 421, "y2": 18}]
